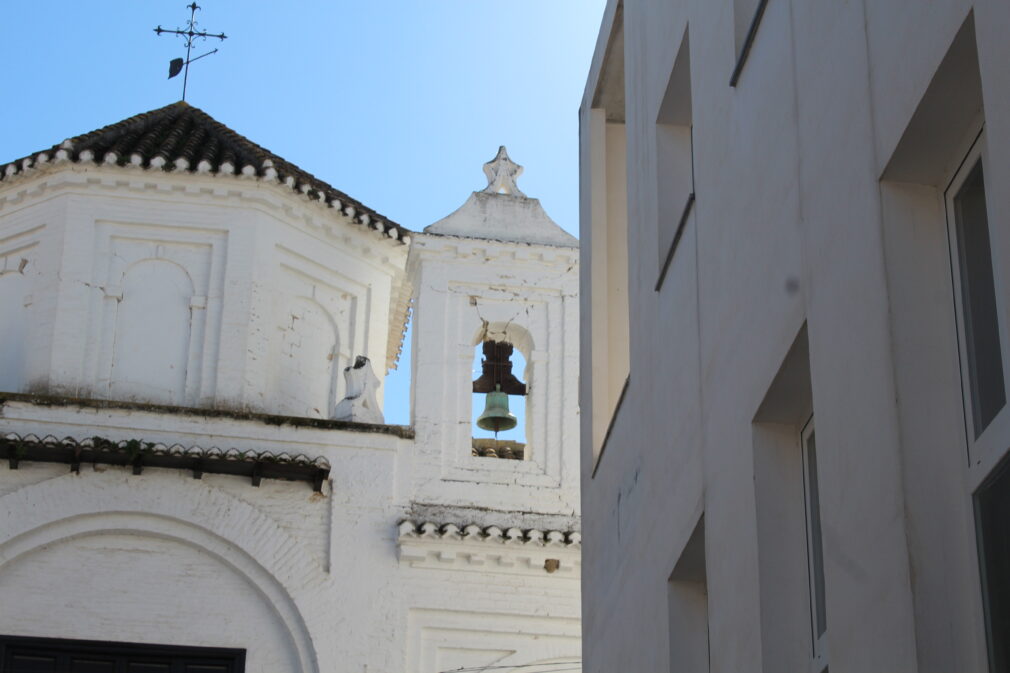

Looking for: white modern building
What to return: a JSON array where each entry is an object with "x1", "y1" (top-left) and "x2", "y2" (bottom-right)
[
  {"x1": 0, "y1": 102, "x2": 581, "y2": 673},
  {"x1": 579, "y1": 1, "x2": 1010, "y2": 672}
]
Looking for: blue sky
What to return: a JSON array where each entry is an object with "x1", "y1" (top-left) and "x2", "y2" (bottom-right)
[{"x1": 0, "y1": 1, "x2": 604, "y2": 426}]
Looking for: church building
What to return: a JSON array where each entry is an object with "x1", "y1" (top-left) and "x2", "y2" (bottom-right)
[{"x1": 0, "y1": 102, "x2": 581, "y2": 673}]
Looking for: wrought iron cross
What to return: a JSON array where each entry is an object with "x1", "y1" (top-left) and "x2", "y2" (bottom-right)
[{"x1": 153, "y1": 3, "x2": 227, "y2": 101}]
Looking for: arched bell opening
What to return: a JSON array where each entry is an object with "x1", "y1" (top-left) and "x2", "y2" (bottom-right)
[{"x1": 470, "y1": 340, "x2": 528, "y2": 459}]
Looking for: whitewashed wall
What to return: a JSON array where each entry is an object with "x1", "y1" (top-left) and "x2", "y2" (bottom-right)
[
  {"x1": 408, "y1": 233, "x2": 581, "y2": 517},
  {"x1": 0, "y1": 398, "x2": 581, "y2": 673},
  {"x1": 0, "y1": 164, "x2": 408, "y2": 418},
  {"x1": 0, "y1": 158, "x2": 582, "y2": 673}
]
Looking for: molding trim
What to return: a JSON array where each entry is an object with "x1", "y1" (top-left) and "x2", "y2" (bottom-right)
[{"x1": 397, "y1": 521, "x2": 581, "y2": 577}]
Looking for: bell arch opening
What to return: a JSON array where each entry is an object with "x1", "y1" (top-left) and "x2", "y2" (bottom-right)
[{"x1": 470, "y1": 323, "x2": 532, "y2": 457}]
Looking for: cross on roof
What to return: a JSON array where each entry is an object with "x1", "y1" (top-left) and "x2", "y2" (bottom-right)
[{"x1": 153, "y1": 2, "x2": 228, "y2": 101}]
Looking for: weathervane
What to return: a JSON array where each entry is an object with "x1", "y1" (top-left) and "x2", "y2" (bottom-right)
[{"x1": 153, "y1": 3, "x2": 227, "y2": 101}]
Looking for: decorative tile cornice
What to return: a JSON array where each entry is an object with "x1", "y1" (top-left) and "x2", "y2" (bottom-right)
[
  {"x1": 397, "y1": 520, "x2": 581, "y2": 576},
  {"x1": 0, "y1": 431, "x2": 331, "y2": 491}
]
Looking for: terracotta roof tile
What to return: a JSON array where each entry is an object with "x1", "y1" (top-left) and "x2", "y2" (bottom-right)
[
  {"x1": 1, "y1": 101, "x2": 409, "y2": 242},
  {"x1": 1, "y1": 432, "x2": 331, "y2": 491}
]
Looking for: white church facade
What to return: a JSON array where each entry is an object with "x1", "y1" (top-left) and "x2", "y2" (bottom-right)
[{"x1": 0, "y1": 102, "x2": 581, "y2": 673}]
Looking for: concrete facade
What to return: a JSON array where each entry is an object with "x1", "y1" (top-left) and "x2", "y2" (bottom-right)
[
  {"x1": 579, "y1": 2, "x2": 1010, "y2": 672},
  {"x1": 0, "y1": 120, "x2": 581, "y2": 673}
]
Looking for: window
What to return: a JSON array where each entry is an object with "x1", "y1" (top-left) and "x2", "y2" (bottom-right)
[
  {"x1": 730, "y1": 0, "x2": 769, "y2": 86},
  {"x1": 947, "y1": 143, "x2": 1006, "y2": 438},
  {"x1": 0, "y1": 636, "x2": 245, "y2": 672},
  {"x1": 977, "y1": 454, "x2": 1010, "y2": 673},
  {"x1": 667, "y1": 516, "x2": 709, "y2": 673},
  {"x1": 801, "y1": 418, "x2": 828, "y2": 672},
  {"x1": 585, "y1": 3, "x2": 630, "y2": 471},
  {"x1": 655, "y1": 26, "x2": 693, "y2": 291},
  {"x1": 753, "y1": 325, "x2": 815, "y2": 671}
]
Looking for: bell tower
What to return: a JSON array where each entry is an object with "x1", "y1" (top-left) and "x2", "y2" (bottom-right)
[{"x1": 406, "y1": 147, "x2": 580, "y2": 517}]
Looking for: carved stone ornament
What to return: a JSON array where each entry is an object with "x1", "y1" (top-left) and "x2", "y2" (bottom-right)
[
  {"x1": 481, "y1": 146, "x2": 526, "y2": 197},
  {"x1": 331, "y1": 355, "x2": 384, "y2": 424}
]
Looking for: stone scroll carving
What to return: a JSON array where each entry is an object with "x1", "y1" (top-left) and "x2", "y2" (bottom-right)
[{"x1": 331, "y1": 355, "x2": 383, "y2": 424}]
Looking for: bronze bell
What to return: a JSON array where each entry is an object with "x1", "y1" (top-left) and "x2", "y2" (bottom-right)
[{"x1": 476, "y1": 384, "x2": 517, "y2": 433}]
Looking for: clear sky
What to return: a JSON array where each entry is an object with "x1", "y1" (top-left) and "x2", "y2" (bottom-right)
[{"x1": 0, "y1": 1, "x2": 605, "y2": 426}]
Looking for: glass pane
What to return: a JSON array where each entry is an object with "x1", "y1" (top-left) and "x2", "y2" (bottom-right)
[
  {"x1": 955, "y1": 161, "x2": 1006, "y2": 436},
  {"x1": 978, "y1": 458, "x2": 1010, "y2": 672},
  {"x1": 8, "y1": 654, "x2": 60, "y2": 673},
  {"x1": 70, "y1": 659, "x2": 117, "y2": 673},
  {"x1": 806, "y1": 431, "x2": 827, "y2": 639}
]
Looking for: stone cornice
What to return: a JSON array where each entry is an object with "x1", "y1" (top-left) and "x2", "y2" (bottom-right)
[
  {"x1": 0, "y1": 393, "x2": 415, "y2": 439},
  {"x1": 409, "y1": 231, "x2": 579, "y2": 268},
  {"x1": 397, "y1": 520, "x2": 581, "y2": 577},
  {"x1": 0, "y1": 431, "x2": 331, "y2": 491}
]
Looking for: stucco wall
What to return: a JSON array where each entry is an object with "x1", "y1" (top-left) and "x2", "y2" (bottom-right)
[
  {"x1": 0, "y1": 150, "x2": 582, "y2": 672},
  {"x1": 580, "y1": 1, "x2": 1010, "y2": 672},
  {"x1": 0, "y1": 165, "x2": 407, "y2": 417},
  {"x1": 0, "y1": 398, "x2": 581, "y2": 673}
]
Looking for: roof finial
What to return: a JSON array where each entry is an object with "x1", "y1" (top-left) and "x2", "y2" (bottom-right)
[
  {"x1": 482, "y1": 146, "x2": 525, "y2": 197},
  {"x1": 154, "y1": 3, "x2": 228, "y2": 102}
]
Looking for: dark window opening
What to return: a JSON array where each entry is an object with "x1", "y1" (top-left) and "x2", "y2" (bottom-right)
[
  {"x1": 802, "y1": 419, "x2": 828, "y2": 670},
  {"x1": 977, "y1": 454, "x2": 1010, "y2": 672},
  {"x1": 953, "y1": 160, "x2": 1006, "y2": 437},
  {"x1": 0, "y1": 636, "x2": 245, "y2": 673}
]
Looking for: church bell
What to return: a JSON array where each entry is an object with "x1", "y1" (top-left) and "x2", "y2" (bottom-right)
[
  {"x1": 476, "y1": 384, "x2": 518, "y2": 433},
  {"x1": 473, "y1": 340, "x2": 526, "y2": 435}
]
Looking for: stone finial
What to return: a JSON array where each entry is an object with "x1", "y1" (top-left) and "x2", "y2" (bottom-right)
[
  {"x1": 481, "y1": 146, "x2": 526, "y2": 197},
  {"x1": 331, "y1": 355, "x2": 384, "y2": 424}
]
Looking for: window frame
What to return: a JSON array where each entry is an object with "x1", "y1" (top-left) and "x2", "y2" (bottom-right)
[
  {"x1": 730, "y1": 0, "x2": 770, "y2": 87},
  {"x1": 945, "y1": 131, "x2": 1010, "y2": 480},
  {"x1": 801, "y1": 415, "x2": 828, "y2": 673},
  {"x1": 0, "y1": 635, "x2": 246, "y2": 672},
  {"x1": 654, "y1": 25, "x2": 695, "y2": 292}
]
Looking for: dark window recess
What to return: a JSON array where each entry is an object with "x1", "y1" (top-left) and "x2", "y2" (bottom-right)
[
  {"x1": 804, "y1": 431, "x2": 827, "y2": 641},
  {"x1": 0, "y1": 636, "x2": 245, "y2": 673},
  {"x1": 977, "y1": 455, "x2": 1010, "y2": 672},
  {"x1": 954, "y1": 161, "x2": 1006, "y2": 437}
]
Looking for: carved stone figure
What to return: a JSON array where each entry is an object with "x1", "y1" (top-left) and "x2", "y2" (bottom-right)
[{"x1": 331, "y1": 355, "x2": 383, "y2": 424}]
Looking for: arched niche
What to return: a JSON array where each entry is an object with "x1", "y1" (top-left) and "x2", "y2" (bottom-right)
[
  {"x1": 277, "y1": 296, "x2": 340, "y2": 418},
  {"x1": 473, "y1": 321, "x2": 534, "y2": 361},
  {"x1": 110, "y1": 259, "x2": 195, "y2": 404},
  {"x1": 0, "y1": 514, "x2": 316, "y2": 673},
  {"x1": 0, "y1": 271, "x2": 30, "y2": 393},
  {"x1": 0, "y1": 477, "x2": 325, "y2": 673}
]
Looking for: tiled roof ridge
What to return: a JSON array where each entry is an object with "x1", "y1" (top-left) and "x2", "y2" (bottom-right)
[
  {"x1": 397, "y1": 519, "x2": 581, "y2": 548},
  {"x1": 0, "y1": 101, "x2": 411, "y2": 243}
]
